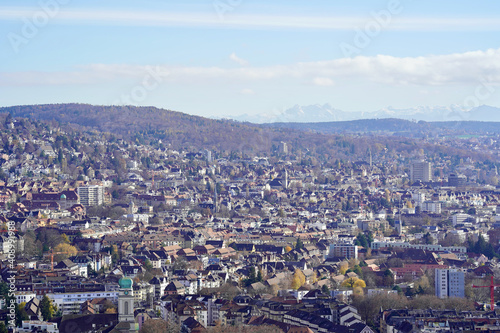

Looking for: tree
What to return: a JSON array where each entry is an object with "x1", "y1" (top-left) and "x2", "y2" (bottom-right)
[
  {"x1": 36, "y1": 228, "x2": 64, "y2": 251},
  {"x1": 295, "y1": 238, "x2": 304, "y2": 250},
  {"x1": 353, "y1": 279, "x2": 367, "y2": 288},
  {"x1": 40, "y1": 295, "x2": 55, "y2": 321},
  {"x1": 243, "y1": 267, "x2": 259, "y2": 287},
  {"x1": 102, "y1": 299, "x2": 116, "y2": 313},
  {"x1": 353, "y1": 286, "x2": 364, "y2": 296},
  {"x1": 257, "y1": 269, "x2": 263, "y2": 282},
  {"x1": 339, "y1": 261, "x2": 349, "y2": 275},
  {"x1": 53, "y1": 243, "x2": 78, "y2": 262},
  {"x1": 144, "y1": 259, "x2": 153, "y2": 272},
  {"x1": 383, "y1": 269, "x2": 395, "y2": 287},
  {"x1": 386, "y1": 258, "x2": 404, "y2": 268},
  {"x1": 468, "y1": 234, "x2": 497, "y2": 258},
  {"x1": 60, "y1": 233, "x2": 70, "y2": 244},
  {"x1": 393, "y1": 285, "x2": 403, "y2": 294},
  {"x1": 321, "y1": 284, "x2": 329, "y2": 294},
  {"x1": 284, "y1": 246, "x2": 292, "y2": 253},
  {"x1": 342, "y1": 277, "x2": 366, "y2": 289},
  {"x1": 355, "y1": 233, "x2": 369, "y2": 248},
  {"x1": 16, "y1": 302, "x2": 29, "y2": 326},
  {"x1": 414, "y1": 275, "x2": 431, "y2": 294},
  {"x1": 291, "y1": 269, "x2": 306, "y2": 289},
  {"x1": 140, "y1": 318, "x2": 180, "y2": 333},
  {"x1": 172, "y1": 257, "x2": 188, "y2": 271},
  {"x1": 111, "y1": 245, "x2": 120, "y2": 264}
]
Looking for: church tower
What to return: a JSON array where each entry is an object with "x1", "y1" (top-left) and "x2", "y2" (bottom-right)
[
  {"x1": 128, "y1": 200, "x2": 135, "y2": 215},
  {"x1": 118, "y1": 276, "x2": 135, "y2": 324}
]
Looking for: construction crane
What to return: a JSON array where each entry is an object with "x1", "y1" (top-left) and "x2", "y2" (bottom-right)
[
  {"x1": 472, "y1": 276, "x2": 500, "y2": 310},
  {"x1": 150, "y1": 170, "x2": 163, "y2": 191}
]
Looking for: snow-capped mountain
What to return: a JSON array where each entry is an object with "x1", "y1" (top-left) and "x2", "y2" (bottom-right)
[{"x1": 226, "y1": 104, "x2": 500, "y2": 123}]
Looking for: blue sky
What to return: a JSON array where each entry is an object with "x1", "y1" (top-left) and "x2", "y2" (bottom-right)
[{"x1": 1, "y1": 0, "x2": 500, "y2": 118}]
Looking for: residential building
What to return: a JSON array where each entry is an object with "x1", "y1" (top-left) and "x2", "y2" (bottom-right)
[
  {"x1": 78, "y1": 185, "x2": 105, "y2": 207},
  {"x1": 329, "y1": 243, "x2": 358, "y2": 259},
  {"x1": 47, "y1": 291, "x2": 118, "y2": 315},
  {"x1": 411, "y1": 161, "x2": 431, "y2": 182},
  {"x1": 435, "y1": 268, "x2": 465, "y2": 298}
]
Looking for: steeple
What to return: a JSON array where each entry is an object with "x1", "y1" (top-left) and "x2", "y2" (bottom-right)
[{"x1": 118, "y1": 276, "x2": 135, "y2": 325}]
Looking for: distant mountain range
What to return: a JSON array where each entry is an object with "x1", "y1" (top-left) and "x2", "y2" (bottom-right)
[{"x1": 228, "y1": 104, "x2": 500, "y2": 123}]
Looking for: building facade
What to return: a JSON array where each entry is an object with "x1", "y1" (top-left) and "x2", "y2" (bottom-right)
[
  {"x1": 411, "y1": 161, "x2": 431, "y2": 182},
  {"x1": 435, "y1": 268, "x2": 465, "y2": 298},
  {"x1": 78, "y1": 185, "x2": 105, "y2": 207}
]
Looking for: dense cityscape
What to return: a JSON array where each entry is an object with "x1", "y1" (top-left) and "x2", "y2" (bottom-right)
[
  {"x1": 3, "y1": 1, "x2": 500, "y2": 332},
  {"x1": 0, "y1": 106, "x2": 499, "y2": 333}
]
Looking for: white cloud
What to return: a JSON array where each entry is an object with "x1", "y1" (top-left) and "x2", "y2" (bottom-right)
[
  {"x1": 240, "y1": 88, "x2": 255, "y2": 95},
  {"x1": 312, "y1": 77, "x2": 334, "y2": 86},
  {"x1": 229, "y1": 53, "x2": 249, "y2": 66},
  {"x1": 4, "y1": 48, "x2": 500, "y2": 87}
]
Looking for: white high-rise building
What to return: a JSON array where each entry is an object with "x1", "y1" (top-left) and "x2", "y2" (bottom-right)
[
  {"x1": 435, "y1": 268, "x2": 465, "y2": 298},
  {"x1": 411, "y1": 161, "x2": 431, "y2": 182},
  {"x1": 77, "y1": 185, "x2": 105, "y2": 206}
]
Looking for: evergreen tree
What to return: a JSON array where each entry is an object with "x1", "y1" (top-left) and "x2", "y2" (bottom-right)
[
  {"x1": 321, "y1": 284, "x2": 329, "y2": 294},
  {"x1": 257, "y1": 269, "x2": 263, "y2": 282},
  {"x1": 15, "y1": 303, "x2": 28, "y2": 327},
  {"x1": 40, "y1": 295, "x2": 54, "y2": 321}
]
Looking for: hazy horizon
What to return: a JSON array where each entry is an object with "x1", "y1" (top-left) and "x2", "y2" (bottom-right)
[{"x1": 2, "y1": 1, "x2": 500, "y2": 119}]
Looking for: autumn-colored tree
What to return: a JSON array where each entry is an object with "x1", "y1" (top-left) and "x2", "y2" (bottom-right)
[
  {"x1": 339, "y1": 261, "x2": 349, "y2": 275},
  {"x1": 111, "y1": 244, "x2": 120, "y2": 264},
  {"x1": 414, "y1": 275, "x2": 430, "y2": 293},
  {"x1": 291, "y1": 269, "x2": 306, "y2": 290},
  {"x1": 53, "y1": 243, "x2": 78, "y2": 262},
  {"x1": 291, "y1": 275, "x2": 301, "y2": 290},
  {"x1": 61, "y1": 233, "x2": 70, "y2": 244},
  {"x1": 353, "y1": 279, "x2": 367, "y2": 288},
  {"x1": 284, "y1": 246, "x2": 292, "y2": 253},
  {"x1": 353, "y1": 286, "x2": 364, "y2": 296},
  {"x1": 341, "y1": 277, "x2": 366, "y2": 289},
  {"x1": 348, "y1": 258, "x2": 359, "y2": 268}
]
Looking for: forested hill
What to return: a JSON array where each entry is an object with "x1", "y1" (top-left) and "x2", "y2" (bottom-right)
[
  {"x1": 0, "y1": 104, "x2": 271, "y2": 152},
  {"x1": 0, "y1": 103, "x2": 494, "y2": 165}
]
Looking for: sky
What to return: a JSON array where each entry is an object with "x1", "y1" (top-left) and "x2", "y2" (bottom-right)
[{"x1": 1, "y1": 0, "x2": 500, "y2": 119}]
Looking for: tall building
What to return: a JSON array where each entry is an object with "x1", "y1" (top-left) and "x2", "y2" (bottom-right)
[
  {"x1": 411, "y1": 161, "x2": 431, "y2": 182},
  {"x1": 329, "y1": 243, "x2": 358, "y2": 259},
  {"x1": 77, "y1": 185, "x2": 104, "y2": 207},
  {"x1": 279, "y1": 141, "x2": 288, "y2": 154},
  {"x1": 448, "y1": 173, "x2": 467, "y2": 187},
  {"x1": 203, "y1": 149, "x2": 212, "y2": 163},
  {"x1": 435, "y1": 268, "x2": 465, "y2": 298}
]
